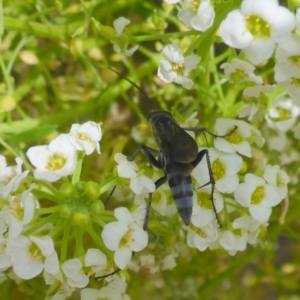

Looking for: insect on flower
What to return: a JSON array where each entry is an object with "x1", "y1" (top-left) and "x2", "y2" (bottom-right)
[{"x1": 106, "y1": 68, "x2": 237, "y2": 230}]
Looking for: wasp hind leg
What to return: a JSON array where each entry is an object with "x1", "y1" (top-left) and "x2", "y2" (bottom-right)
[{"x1": 191, "y1": 149, "x2": 222, "y2": 228}]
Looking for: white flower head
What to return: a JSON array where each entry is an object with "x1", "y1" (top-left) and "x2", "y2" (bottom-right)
[
  {"x1": 157, "y1": 44, "x2": 201, "y2": 89},
  {"x1": 62, "y1": 258, "x2": 89, "y2": 288},
  {"x1": 115, "y1": 153, "x2": 155, "y2": 195},
  {"x1": 3, "y1": 185, "x2": 36, "y2": 239},
  {"x1": 69, "y1": 121, "x2": 102, "y2": 155},
  {"x1": 193, "y1": 148, "x2": 243, "y2": 194},
  {"x1": 263, "y1": 165, "x2": 290, "y2": 199},
  {"x1": 214, "y1": 118, "x2": 252, "y2": 157},
  {"x1": 101, "y1": 206, "x2": 148, "y2": 270},
  {"x1": 265, "y1": 97, "x2": 300, "y2": 132},
  {"x1": 0, "y1": 157, "x2": 29, "y2": 199},
  {"x1": 178, "y1": 0, "x2": 215, "y2": 32},
  {"x1": 187, "y1": 222, "x2": 219, "y2": 251},
  {"x1": 6, "y1": 235, "x2": 60, "y2": 280},
  {"x1": 275, "y1": 34, "x2": 300, "y2": 83},
  {"x1": 221, "y1": 58, "x2": 263, "y2": 84},
  {"x1": 0, "y1": 155, "x2": 7, "y2": 169},
  {"x1": 219, "y1": 0, "x2": 296, "y2": 64},
  {"x1": 219, "y1": 228, "x2": 248, "y2": 256},
  {"x1": 191, "y1": 188, "x2": 224, "y2": 228},
  {"x1": 112, "y1": 17, "x2": 138, "y2": 56},
  {"x1": 234, "y1": 173, "x2": 282, "y2": 222},
  {"x1": 26, "y1": 134, "x2": 77, "y2": 182},
  {"x1": 85, "y1": 248, "x2": 107, "y2": 277}
]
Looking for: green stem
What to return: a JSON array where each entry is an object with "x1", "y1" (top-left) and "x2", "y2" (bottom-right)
[
  {"x1": 23, "y1": 212, "x2": 59, "y2": 236},
  {"x1": 4, "y1": 16, "x2": 67, "y2": 41},
  {"x1": 0, "y1": 55, "x2": 13, "y2": 93},
  {"x1": 35, "y1": 206, "x2": 61, "y2": 215},
  {"x1": 75, "y1": 226, "x2": 85, "y2": 257},
  {"x1": 85, "y1": 225, "x2": 112, "y2": 258},
  {"x1": 0, "y1": 0, "x2": 3, "y2": 43},
  {"x1": 72, "y1": 152, "x2": 84, "y2": 185},
  {"x1": 0, "y1": 137, "x2": 19, "y2": 157},
  {"x1": 48, "y1": 219, "x2": 66, "y2": 238},
  {"x1": 60, "y1": 221, "x2": 72, "y2": 263},
  {"x1": 33, "y1": 189, "x2": 64, "y2": 204}
]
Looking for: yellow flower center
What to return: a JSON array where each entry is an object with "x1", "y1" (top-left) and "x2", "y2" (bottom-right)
[
  {"x1": 28, "y1": 242, "x2": 44, "y2": 261},
  {"x1": 172, "y1": 63, "x2": 185, "y2": 75},
  {"x1": 245, "y1": 15, "x2": 270, "y2": 40},
  {"x1": 251, "y1": 186, "x2": 265, "y2": 204},
  {"x1": 212, "y1": 158, "x2": 226, "y2": 181},
  {"x1": 288, "y1": 55, "x2": 300, "y2": 68},
  {"x1": 197, "y1": 191, "x2": 213, "y2": 209},
  {"x1": 225, "y1": 128, "x2": 244, "y2": 144},
  {"x1": 46, "y1": 153, "x2": 67, "y2": 170}
]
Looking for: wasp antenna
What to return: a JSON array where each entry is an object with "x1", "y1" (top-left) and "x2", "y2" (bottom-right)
[
  {"x1": 95, "y1": 268, "x2": 120, "y2": 281},
  {"x1": 107, "y1": 67, "x2": 155, "y2": 110}
]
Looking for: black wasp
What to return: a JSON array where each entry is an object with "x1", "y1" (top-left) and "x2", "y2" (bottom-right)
[{"x1": 107, "y1": 68, "x2": 236, "y2": 231}]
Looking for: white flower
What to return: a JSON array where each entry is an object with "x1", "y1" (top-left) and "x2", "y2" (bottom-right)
[
  {"x1": 214, "y1": 118, "x2": 252, "y2": 157},
  {"x1": 219, "y1": 229, "x2": 248, "y2": 256},
  {"x1": 69, "y1": 121, "x2": 102, "y2": 155},
  {"x1": 6, "y1": 235, "x2": 60, "y2": 280},
  {"x1": 0, "y1": 157, "x2": 29, "y2": 199},
  {"x1": 0, "y1": 155, "x2": 7, "y2": 169},
  {"x1": 193, "y1": 148, "x2": 243, "y2": 194},
  {"x1": 101, "y1": 206, "x2": 148, "y2": 270},
  {"x1": 62, "y1": 258, "x2": 89, "y2": 288},
  {"x1": 275, "y1": 34, "x2": 300, "y2": 82},
  {"x1": 221, "y1": 58, "x2": 263, "y2": 84},
  {"x1": 297, "y1": 7, "x2": 300, "y2": 30},
  {"x1": 26, "y1": 134, "x2": 77, "y2": 182},
  {"x1": 115, "y1": 153, "x2": 155, "y2": 195},
  {"x1": 267, "y1": 130, "x2": 287, "y2": 151},
  {"x1": 234, "y1": 173, "x2": 282, "y2": 222},
  {"x1": 191, "y1": 188, "x2": 223, "y2": 227},
  {"x1": 161, "y1": 253, "x2": 178, "y2": 270},
  {"x1": 178, "y1": 0, "x2": 215, "y2": 32},
  {"x1": 85, "y1": 248, "x2": 107, "y2": 277},
  {"x1": 265, "y1": 97, "x2": 300, "y2": 132},
  {"x1": 2, "y1": 185, "x2": 36, "y2": 239},
  {"x1": 233, "y1": 216, "x2": 267, "y2": 245},
  {"x1": 263, "y1": 165, "x2": 290, "y2": 199},
  {"x1": 157, "y1": 44, "x2": 201, "y2": 89},
  {"x1": 219, "y1": 0, "x2": 296, "y2": 64},
  {"x1": 187, "y1": 223, "x2": 219, "y2": 251},
  {"x1": 112, "y1": 17, "x2": 138, "y2": 56},
  {"x1": 81, "y1": 275, "x2": 130, "y2": 300}
]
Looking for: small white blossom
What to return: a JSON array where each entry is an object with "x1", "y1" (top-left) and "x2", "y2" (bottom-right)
[
  {"x1": 0, "y1": 157, "x2": 29, "y2": 199},
  {"x1": 219, "y1": 228, "x2": 248, "y2": 256},
  {"x1": 161, "y1": 253, "x2": 178, "y2": 270},
  {"x1": 62, "y1": 258, "x2": 89, "y2": 288},
  {"x1": 81, "y1": 275, "x2": 130, "y2": 300},
  {"x1": 187, "y1": 223, "x2": 219, "y2": 251},
  {"x1": 157, "y1": 44, "x2": 201, "y2": 89},
  {"x1": 115, "y1": 153, "x2": 155, "y2": 195},
  {"x1": 112, "y1": 17, "x2": 138, "y2": 56},
  {"x1": 234, "y1": 173, "x2": 282, "y2": 222},
  {"x1": 263, "y1": 165, "x2": 290, "y2": 199},
  {"x1": 267, "y1": 130, "x2": 287, "y2": 152},
  {"x1": 219, "y1": 0, "x2": 296, "y2": 64},
  {"x1": 265, "y1": 97, "x2": 300, "y2": 132},
  {"x1": 178, "y1": 0, "x2": 215, "y2": 32},
  {"x1": 6, "y1": 235, "x2": 60, "y2": 280},
  {"x1": 27, "y1": 134, "x2": 77, "y2": 182},
  {"x1": 85, "y1": 248, "x2": 107, "y2": 277},
  {"x1": 275, "y1": 34, "x2": 300, "y2": 83},
  {"x1": 69, "y1": 121, "x2": 102, "y2": 155},
  {"x1": 193, "y1": 148, "x2": 243, "y2": 194},
  {"x1": 2, "y1": 185, "x2": 36, "y2": 239},
  {"x1": 221, "y1": 58, "x2": 263, "y2": 84},
  {"x1": 102, "y1": 206, "x2": 148, "y2": 270},
  {"x1": 214, "y1": 118, "x2": 252, "y2": 157},
  {"x1": 0, "y1": 155, "x2": 7, "y2": 169},
  {"x1": 191, "y1": 188, "x2": 223, "y2": 228}
]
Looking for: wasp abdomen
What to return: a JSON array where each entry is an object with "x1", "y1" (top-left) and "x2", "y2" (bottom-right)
[{"x1": 167, "y1": 172, "x2": 193, "y2": 226}]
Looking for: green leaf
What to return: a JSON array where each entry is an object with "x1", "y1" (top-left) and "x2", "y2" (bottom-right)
[{"x1": 3, "y1": 124, "x2": 57, "y2": 143}]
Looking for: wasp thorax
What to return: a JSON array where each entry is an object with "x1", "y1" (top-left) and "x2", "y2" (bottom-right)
[{"x1": 148, "y1": 111, "x2": 173, "y2": 124}]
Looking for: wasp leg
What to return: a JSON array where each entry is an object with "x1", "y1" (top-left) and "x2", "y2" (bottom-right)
[
  {"x1": 182, "y1": 125, "x2": 237, "y2": 138},
  {"x1": 191, "y1": 149, "x2": 222, "y2": 227},
  {"x1": 143, "y1": 175, "x2": 167, "y2": 231},
  {"x1": 105, "y1": 146, "x2": 162, "y2": 204}
]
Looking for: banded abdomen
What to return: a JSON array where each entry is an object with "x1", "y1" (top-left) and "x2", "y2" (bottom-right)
[{"x1": 166, "y1": 162, "x2": 193, "y2": 226}]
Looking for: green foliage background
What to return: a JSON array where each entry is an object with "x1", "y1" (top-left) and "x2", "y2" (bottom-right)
[{"x1": 0, "y1": 0, "x2": 300, "y2": 299}]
